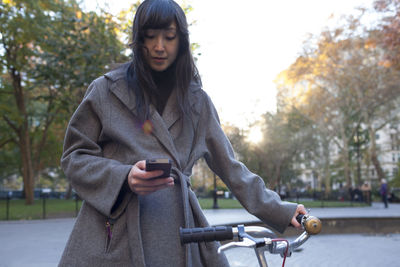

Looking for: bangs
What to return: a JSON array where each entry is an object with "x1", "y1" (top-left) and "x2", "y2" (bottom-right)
[{"x1": 141, "y1": 1, "x2": 177, "y2": 30}]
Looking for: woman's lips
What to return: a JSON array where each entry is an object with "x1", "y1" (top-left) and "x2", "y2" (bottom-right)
[{"x1": 152, "y1": 57, "x2": 166, "y2": 64}]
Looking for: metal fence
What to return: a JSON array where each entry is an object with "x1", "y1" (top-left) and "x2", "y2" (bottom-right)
[
  {"x1": 1, "y1": 188, "x2": 398, "y2": 220},
  {"x1": 0, "y1": 190, "x2": 81, "y2": 220}
]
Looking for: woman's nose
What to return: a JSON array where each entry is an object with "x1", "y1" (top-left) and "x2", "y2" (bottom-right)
[{"x1": 154, "y1": 36, "x2": 165, "y2": 52}]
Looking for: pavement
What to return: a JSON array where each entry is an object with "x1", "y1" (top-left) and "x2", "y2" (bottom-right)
[
  {"x1": 0, "y1": 202, "x2": 399, "y2": 267},
  {"x1": 225, "y1": 233, "x2": 400, "y2": 267},
  {"x1": 203, "y1": 201, "x2": 400, "y2": 226}
]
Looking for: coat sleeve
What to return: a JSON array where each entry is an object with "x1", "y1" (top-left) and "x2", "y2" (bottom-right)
[
  {"x1": 198, "y1": 92, "x2": 297, "y2": 233},
  {"x1": 61, "y1": 78, "x2": 132, "y2": 218}
]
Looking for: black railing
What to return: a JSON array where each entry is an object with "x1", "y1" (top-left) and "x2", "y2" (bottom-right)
[{"x1": 0, "y1": 190, "x2": 82, "y2": 220}]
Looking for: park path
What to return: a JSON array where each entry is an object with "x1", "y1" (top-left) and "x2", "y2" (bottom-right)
[{"x1": 0, "y1": 202, "x2": 399, "y2": 266}]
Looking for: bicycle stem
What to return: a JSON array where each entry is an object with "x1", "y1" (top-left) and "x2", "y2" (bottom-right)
[{"x1": 270, "y1": 231, "x2": 310, "y2": 257}]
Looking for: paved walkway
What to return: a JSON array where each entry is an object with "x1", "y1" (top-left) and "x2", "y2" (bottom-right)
[
  {"x1": 203, "y1": 202, "x2": 400, "y2": 225},
  {"x1": 225, "y1": 233, "x2": 400, "y2": 267},
  {"x1": 0, "y1": 202, "x2": 399, "y2": 266}
]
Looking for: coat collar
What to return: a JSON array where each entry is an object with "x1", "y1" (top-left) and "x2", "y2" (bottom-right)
[
  {"x1": 103, "y1": 63, "x2": 202, "y2": 167},
  {"x1": 104, "y1": 63, "x2": 138, "y2": 116},
  {"x1": 104, "y1": 63, "x2": 202, "y2": 129}
]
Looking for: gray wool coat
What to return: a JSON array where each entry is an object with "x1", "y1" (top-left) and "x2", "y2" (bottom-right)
[{"x1": 59, "y1": 64, "x2": 297, "y2": 267}]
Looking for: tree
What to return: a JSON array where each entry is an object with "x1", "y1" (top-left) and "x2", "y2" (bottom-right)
[
  {"x1": 391, "y1": 162, "x2": 400, "y2": 188},
  {"x1": 276, "y1": 9, "x2": 400, "y2": 190},
  {"x1": 276, "y1": 34, "x2": 361, "y2": 192},
  {"x1": 0, "y1": 0, "x2": 127, "y2": 204},
  {"x1": 374, "y1": 0, "x2": 400, "y2": 70},
  {"x1": 226, "y1": 110, "x2": 313, "y2": 193}
]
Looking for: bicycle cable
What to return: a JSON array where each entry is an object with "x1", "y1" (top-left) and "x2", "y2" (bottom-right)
[{"x1": 271, "y1": 238, "x2": 289, "y2": 267}]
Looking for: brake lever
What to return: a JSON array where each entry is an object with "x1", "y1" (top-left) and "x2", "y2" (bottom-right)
[
  {"x1": 218, "y1": 236, "x2": 274, "y2": 253},
  {"x1": 217, "y1": 237, "x2": 256, "y2": 254}
]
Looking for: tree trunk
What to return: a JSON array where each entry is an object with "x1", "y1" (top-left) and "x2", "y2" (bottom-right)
[
  {"x1": 272, "y1": 161, "x2": 282, "y2": 193},
  {"x1": 340, "y1": 123, "x2": 352, "y2": 188},
  {"x1": 20, "y1": 131, "x2": 35, "y2": 205},
  {"x1": 368, "y1": 125, "x2": 385, "y2": 181},
  {"x1": 11, "y1": 68, "x2": 35, "y2": 205},
  {"x1": 355, "y1": 125, "x2": 362, "y2": 186},
  {"x1": 365, "y1": 150, "x2": 371, "y2": 183},
  {"x1": 322, "y1": 136, "x2": 331, "y2": 193}
]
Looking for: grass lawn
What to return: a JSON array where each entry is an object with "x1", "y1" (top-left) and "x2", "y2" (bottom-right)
[
  {"x1": 198, "y1": 198, "x2": 369, "y2": 209},
  {"x1": 0, "y1": 197, "x2": 368, "y2": 221},
  {"x1": 198, "y1": 198, "x2": 244, "y2": 209},
  {"x1": 0, "y1": 199, "x2": 81, "y2": 220},
  {"x1": 299, "y1": 200, "x2": 369, "y2": 208}
]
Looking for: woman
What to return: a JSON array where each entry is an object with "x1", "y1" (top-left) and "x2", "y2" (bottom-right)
[{"x1": 59, "y1": 0, "x2": 306, "y2": 266}]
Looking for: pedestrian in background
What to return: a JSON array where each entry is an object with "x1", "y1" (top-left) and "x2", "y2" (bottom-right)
[{"x1": 380, "y1": 179, "x2": 389, "y2": 208}]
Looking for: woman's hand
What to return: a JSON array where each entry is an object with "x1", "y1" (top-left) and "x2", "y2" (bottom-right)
[
  {"x1": 127, "y1": 160, "x2": 174, "y2": 196},
  {"x1": 290, "y1": 204, "x2": 307, "y2": 229}
]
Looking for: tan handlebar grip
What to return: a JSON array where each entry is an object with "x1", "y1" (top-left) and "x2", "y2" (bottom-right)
[{"x1": 304, "y1": 216, "x2": 322, "y2": 235}]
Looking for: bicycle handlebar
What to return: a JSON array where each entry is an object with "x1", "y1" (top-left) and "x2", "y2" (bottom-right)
[
  {"x1": 180, "y1": 226, "x2": 233, "y2": 244},
  {"x1": 180, "y1": 214, "x2": 322, "y2": 245},
  {"x1": 180, "y1": 215, "x2": 321, "y2": 267}
]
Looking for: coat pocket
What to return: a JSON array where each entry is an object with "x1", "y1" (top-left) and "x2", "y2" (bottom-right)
[{"x1": 104, "y1": 218, "x2": 117, "y2": 253}]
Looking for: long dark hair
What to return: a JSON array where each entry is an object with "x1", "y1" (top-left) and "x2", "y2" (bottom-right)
[{"x1": 127, "y1": 0, "x2": 200, "y2": 121}]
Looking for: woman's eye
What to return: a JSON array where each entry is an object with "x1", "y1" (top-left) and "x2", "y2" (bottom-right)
[
  {"x1": 144, "y1": 30, "x2": 156, "y2": 39},
  {"x1": 166, "y1": 35, "x2": 176, "y2": 40}
]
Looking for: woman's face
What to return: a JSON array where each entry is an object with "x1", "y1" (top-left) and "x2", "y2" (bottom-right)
[{"x1": 143, "y1": 21, "x2": 180, "y2": 72}]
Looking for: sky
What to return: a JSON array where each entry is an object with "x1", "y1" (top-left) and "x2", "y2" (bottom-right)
[{"x1": 83, "y1": 0, "x2": 376, "y2": 129}]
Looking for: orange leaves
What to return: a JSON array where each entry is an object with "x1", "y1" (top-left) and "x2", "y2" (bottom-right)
[
  {"x1": 364, "y1": 39, "x2": 377, "y2": 50},
  {"x1": 378, "y1": 59, "x2": 392, "y2": 68},
  {"x1": 76, "y1": 11, "x2": 82, "y2": 20}
]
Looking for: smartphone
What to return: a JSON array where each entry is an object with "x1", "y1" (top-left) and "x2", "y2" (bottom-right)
[{"x1": 145, "y1": 159, "x2": 172, "y2": 178}]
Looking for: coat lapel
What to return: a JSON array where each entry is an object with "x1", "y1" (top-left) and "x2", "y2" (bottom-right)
[
  {"x1": 105, "y1": 64, "x2": 138, "y2": 116},
  {"x1": 149, "y1": 81, "x2": 203, "y2": 169},
  {"x1": 109, "y1": 79, "x2": 138, "y2": 116},
  {"x1": 149, "y1": 104, "x2": 182, "y2": 169},
  {"x1": 105, "y1": 66, "x2": 182, "y2": 168},
  {"x1": 161, "y1": 88, "x2": 180, "y2": 130}
]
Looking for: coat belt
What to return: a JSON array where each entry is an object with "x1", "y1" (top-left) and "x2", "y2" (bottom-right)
[{"x1": 172, "y1": 167, "x2": 192, "y2": 266}]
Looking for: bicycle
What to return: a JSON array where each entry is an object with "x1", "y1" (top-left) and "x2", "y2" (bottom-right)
[{"x1": 180, "y1": 214, "x2": 322, "y2": 267}]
